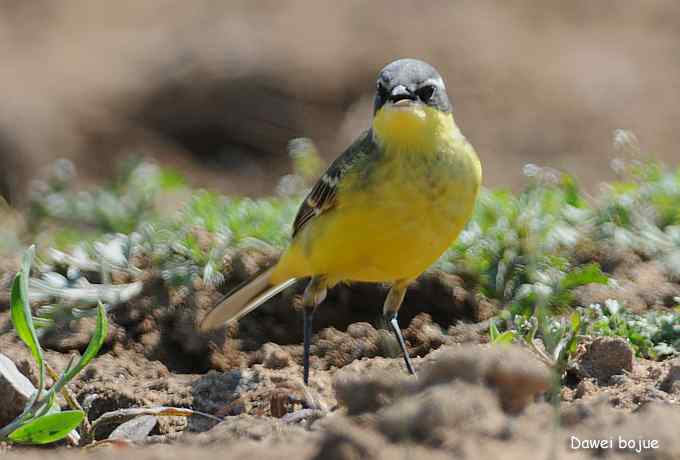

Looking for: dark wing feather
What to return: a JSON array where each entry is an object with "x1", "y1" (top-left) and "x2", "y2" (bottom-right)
[{"x1": 292, "y1": 130, "x2": 374, "y2": 238}]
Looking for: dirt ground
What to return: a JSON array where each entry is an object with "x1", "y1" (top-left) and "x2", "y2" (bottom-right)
[{"x1": 1, "y1": 247, "x2": 679, "y2": 459}]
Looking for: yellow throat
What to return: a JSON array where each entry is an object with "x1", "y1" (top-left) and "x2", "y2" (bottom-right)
[{"x1": 371, "y1": 103, "x2": 461, "y2": 151}]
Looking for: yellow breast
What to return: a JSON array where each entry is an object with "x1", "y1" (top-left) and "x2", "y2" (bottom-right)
[{"x1": 272, "y1": 104, "x2": 481, "y2": 286}]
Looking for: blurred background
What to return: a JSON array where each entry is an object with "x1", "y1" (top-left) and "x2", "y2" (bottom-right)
[{"x1": 1, "y1": 0, "x2": 679, "y2": 204}]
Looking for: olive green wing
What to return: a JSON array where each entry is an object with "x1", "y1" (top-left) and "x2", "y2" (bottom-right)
[{"x1": 292, "y1": 130, "x2": 375, "y2": 238}]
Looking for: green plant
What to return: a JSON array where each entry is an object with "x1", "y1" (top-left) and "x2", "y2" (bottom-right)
[
  {"x1": 8, "y1": 145, "x2": 679, "y2": 369},
  {"x1": 489, "y1": 319, "x2": 516, "y2": 345},
  {"x1": 490, "y1": 308, "x2": 582, "y2": 408},
  {"x1": 0, "y1": 246, "x2": 108, "y2": 445},
  {"x1": 439, "y1": 167, "x2": 594, "y2": 305},
  {"x1": 594, "y1": 153, "x2": 680, "y2": 263},
  {"x1": 0, "y1": 250, "x2": 221, "y2": 446},
  {"x1": 580, "y1": 300, "x2": 680, "y2": 359},
  {"x1": 488, "y1": 259, "x2": 607, "y2": 370},
  {"x1": 27, "y1": 158, "x2": 185, "y2": 237},
  {"x1": 490, "y1": 310, "x2": 582, "y2": 374}
]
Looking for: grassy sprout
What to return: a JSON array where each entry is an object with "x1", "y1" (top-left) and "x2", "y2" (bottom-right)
[{"x1": 0, "y1": 246, "x2": 108, "y2": 445}]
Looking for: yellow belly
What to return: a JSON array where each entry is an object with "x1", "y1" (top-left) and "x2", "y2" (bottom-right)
[
  {"x1": 271, "y1": 105, "x2": 481, "y2": 286},
  {"x1": 272, "y1": 146, "x2": 479, "y2": 285},
  {"x1": 299, "y1": 198, "x2": 467, "y2": 284}
]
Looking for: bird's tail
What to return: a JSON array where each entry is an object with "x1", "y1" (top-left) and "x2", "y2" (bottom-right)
[{"x1": 200, "y1": 267, "x2": 297, "y2": 331}]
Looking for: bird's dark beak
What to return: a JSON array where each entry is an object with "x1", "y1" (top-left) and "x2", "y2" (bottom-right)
[{"x1": 389, "y1": 85, "x2": 417, "y2": 106}]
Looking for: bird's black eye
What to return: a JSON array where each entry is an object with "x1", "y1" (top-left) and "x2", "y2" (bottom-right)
[
  {"x1": 377, "y1": 82, "x2": 389, "y2": 98},
  {"x1": 416, "y1": 84, "x2": 436, "y2": 102}
]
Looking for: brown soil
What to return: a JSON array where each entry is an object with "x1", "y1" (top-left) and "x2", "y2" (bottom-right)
[
  {"x1": 1, "y1": 249, "x2": 680, "y2": 459},
  {"x1": 1, "y1": 338, "x2": 679, "y2": 459}
]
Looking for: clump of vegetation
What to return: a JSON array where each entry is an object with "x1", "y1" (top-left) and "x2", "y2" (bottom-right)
[
  {"x1": 3, "y1": 131, "x2": 679, "y2": 358},
  {"x1": 0, "y1": 246, "x2": 220, "y2": 446},
  {"x1": 580, "y1": 300, "x2": 680, "y2": 359},
  {"x1": 461, "y1": 131, "x2": 680, "y2": 371},
  {"x1": 19, "y1": 157, "x2": 300, "y2": 328},
  {"x1": 27, "y1": 158, "x2": 184, "y2": 235},
  {"x1": 0, "y1": 246, "x2": 107, "y2": 445},
  {"x1": 490, "y1": 307, "x2": 582, "y2": 381},
  {"x1": 439, "y1": 164, "x2": 595, "y2": 302}
]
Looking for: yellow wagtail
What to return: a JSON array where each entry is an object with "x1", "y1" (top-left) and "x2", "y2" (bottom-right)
[{"x1": 201, "y1": 58, "x2": 482, "y2": 385}]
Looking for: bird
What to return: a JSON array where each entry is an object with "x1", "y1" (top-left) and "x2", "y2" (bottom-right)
[{"x1": 201, "y1": 58, "x2": 482, "y2": 385}]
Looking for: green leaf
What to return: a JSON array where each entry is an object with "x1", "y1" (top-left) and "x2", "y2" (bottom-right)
[
  {"x1": 489, "y1": 319, "x2": 517, "y2": 345},
  {"x1": 566, "y1": 329, "x2": 580, "y2": 356},
  {"x1": 560, "y1": 173, "x2": 585, "y2": 208},
  {"x1": 560, "y1": 263, "x2": 608, "y2": 291},
  {"x1": 10, "y1": 274, "x2": 41, "y2": 365},
  {"x1": 570, "y1": 310, "x2": 582, "y2": 334},
  {"x1": 52, "y1": 303, "x2": 108, "y2": 393},
  {"x1": 159, "y1": 168, "x2": 186, "y2": 190},
  {"x1": 9, "y1": 246, "x2": 45, "y2": 410},
  {"x1": 8, "y1": 411, "x2": 83, "y2": 445},
  {"x1": 553, "y1": 312, "x2": 583, "y2": 365},
  {"x1": 31, "y1": 317, "x2": 55, "y2": 329},
  {"x1": 492, "y1": 330, "x2": 517, "y2": 345},
  {"x1": 525, "y1": 320, "x2": 538, "y2": 344},
  {"x1": 489, "y1": 319, "x2": 500, "y2": 341},
  {"x1": 552, "y1": 335, "x2": 570, "y2": 363},
  {"x1": 10, "y1": 247, "x2": 41, "y2": 364}
]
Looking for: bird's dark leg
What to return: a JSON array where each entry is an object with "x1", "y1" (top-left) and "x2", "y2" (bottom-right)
[
  {"x1": 302, "y1": 276, "x2": 327, "y2": 386},
  {"x1": 302, "y1": 308, "x2": 313, "y2": 385},
  {"x1": 383, "y1": 280, "x2": 416, "y2": 376}
]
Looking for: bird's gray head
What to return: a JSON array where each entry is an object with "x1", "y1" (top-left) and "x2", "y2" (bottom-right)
[{"x1": 373, "y1": 58, "x2": 451, "y2": 115}]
